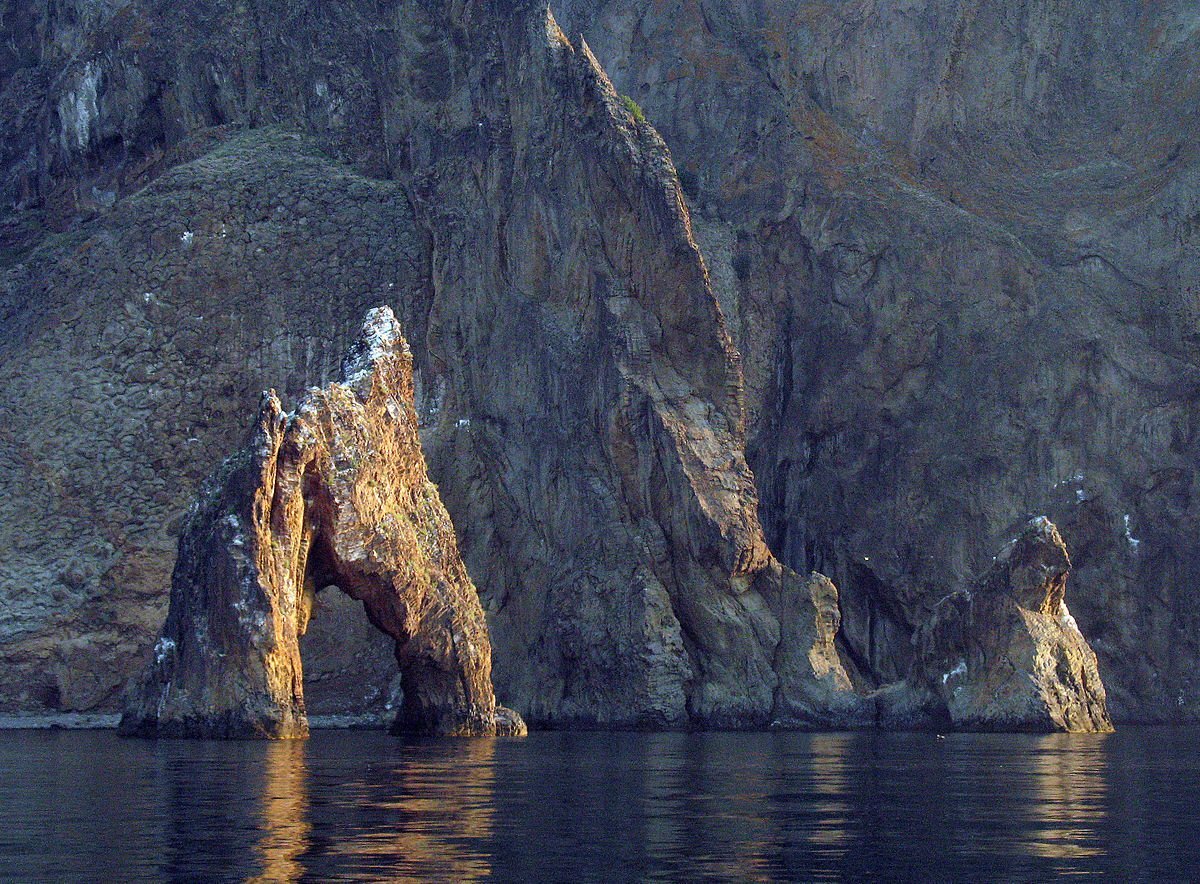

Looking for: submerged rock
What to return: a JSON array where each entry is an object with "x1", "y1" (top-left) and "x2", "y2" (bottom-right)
[
  {"x1": 120, "y1": 307, "x2": 524, "y2": 738},
  {"x1": 883, "y1": 518, "x2": 1112, "y2": 733}
]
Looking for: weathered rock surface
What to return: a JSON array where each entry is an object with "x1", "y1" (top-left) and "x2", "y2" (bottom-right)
[
  {"x1": 556, "y1": 0, "x2": 1200, "y2": 722},
  {"x1": 0, "y1": 0, "x2": 1152, "y2": 734},
  {"x1": 121, "y1": 307, "x2": 525, "y2": 738},
  {"x1": 0, "y1": 130, "x2": 420, "y2": 717},
  {"x1": 1, "y1": 1, "x2": 871, "y2": 729},
  {"x1": 881, "y1": 518, "x2": 1111, "y2": 733}
]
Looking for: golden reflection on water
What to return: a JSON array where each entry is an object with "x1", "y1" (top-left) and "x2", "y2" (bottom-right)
[
  {"x1": 238, "y1": 728, "x2": 1111, "y2": 880},
  {"x1": 1023, "y1": 733, "x2": 1108, "y2": 861},
  {"x1": 249, "y1": 740, "x2": 310, "y2": 883},
  {"x1": 804, "y1": 733, "x2": 854, "y2": 854},
  {"x1": 359, "y1": 737, "x2": 496, "y2": 881},
  {"x1": 247, "y1": 736, "x2": 498, "y2": 882},
  {"x1": 704, "y1": 737, "x2": 775, "y2": 882},
  {"x1": 730, "y1": 734, "x2": 857, "y2": 881},
  {"x1": 662, "y1": 730, "x2": 1110, "y2": 877}
]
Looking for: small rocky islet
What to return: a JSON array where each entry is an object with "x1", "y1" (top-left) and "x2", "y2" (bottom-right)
[
  {"x1": 1, "y1": 0, "x2": 1194, "y2": 735},
  {"x1": 121, "y1": 308, "x2": 525, "y2": 738}
]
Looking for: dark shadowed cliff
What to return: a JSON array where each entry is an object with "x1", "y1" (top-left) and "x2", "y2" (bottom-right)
[
  {"x1": 0, "y1": 0, "x2": 1190, "y2": 727},
  {"x1": 1, "y1": 0, "x2": 860, "y2": 729},
  {"x1": 555, "y1": 0, "x2": 1200, "y2": 722}
]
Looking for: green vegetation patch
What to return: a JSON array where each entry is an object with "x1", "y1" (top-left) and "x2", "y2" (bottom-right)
[{"x1": 621, "y1": 95, "x2": 647, "y2": 126}]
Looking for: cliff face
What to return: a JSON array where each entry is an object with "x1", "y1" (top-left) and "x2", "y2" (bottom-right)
[
  {"x1": 0, "y1": 130, "x2": 419, "y2": 715},
  {"x1": 122, "y1": 307, "x2": 525, "y2": 738},
  {"x1": 380, "y1": 2, "x2": 876, "y2": 727},
  {"x1": 0, "y1": 0, "x2": 1153, "y2": 730},
  {"x1": 1, "y1": 0, "x2": 877, "y2": 728},
  {"x1": 555, "y1": 0, "x2": 1200, "y2": 722}
]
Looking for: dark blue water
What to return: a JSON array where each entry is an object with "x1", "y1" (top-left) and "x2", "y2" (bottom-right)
[{"x1": 0, "y1": 727, "x2": 1197, "y2": 881}]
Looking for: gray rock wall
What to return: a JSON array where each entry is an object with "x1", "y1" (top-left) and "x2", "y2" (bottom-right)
[
  {"x1": 0, "y1": 1, "x2": 869, "y2": 728},
  {"x1": 0, "y1": 130, "x2": 423, "y2": 712},
  {"x1": 554, "y1": 0, "x2": 1200, "y2": 721},
  {"x1": 0, "y1": 0, "x2": 1180, "y2": 726}
]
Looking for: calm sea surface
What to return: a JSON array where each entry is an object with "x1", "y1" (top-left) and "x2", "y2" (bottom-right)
[{"x1": 0, "y1": 726, "x2": 1197, "y2": 881}]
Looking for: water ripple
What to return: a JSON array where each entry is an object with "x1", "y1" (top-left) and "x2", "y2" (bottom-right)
[{"x1": 0, "y1": 727, "x2": 1197, "y2": 880}]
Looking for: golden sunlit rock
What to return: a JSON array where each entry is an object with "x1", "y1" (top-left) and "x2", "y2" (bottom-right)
[
  {"x1": 902, "y1": 518, "x2": 1112, "y2": 733},
  {"x1": 120, "y1": 308, "x2": 524, "y2": 738}
]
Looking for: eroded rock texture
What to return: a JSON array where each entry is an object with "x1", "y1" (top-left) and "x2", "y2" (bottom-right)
[
  {"x1": 557, "y1": 0, "x2": 1200, "y2": 721},
  {"x1": 882, "y1": 518, "x2": 1112, "y2": 733},
  {"x1": 1, "y1": 0, "x2": 873, "y2": 729},
  {"x1": 1, "y1": 130, "x2": 419, "y2": 716},
  {"x1": 121, "y1": 307, "x2": 525, "y2": 738},
  {"x1": 389, "y1": 3, "x2": 871, "y2": 728},
  {"x1": 0, "y1": 0, "x2": 1141, "y2": 733}
]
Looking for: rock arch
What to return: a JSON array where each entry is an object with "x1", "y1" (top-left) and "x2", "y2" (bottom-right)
[{"x1": 120, "y1": 308, "x2": 524, "y2": 738}]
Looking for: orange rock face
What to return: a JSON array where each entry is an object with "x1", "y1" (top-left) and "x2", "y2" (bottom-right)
[{"x1": 120, "y1": 308, "x2": 524, "y2": 738}]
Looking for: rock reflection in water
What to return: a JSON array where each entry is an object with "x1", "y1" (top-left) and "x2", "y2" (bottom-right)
[
  {"x1": 491, "y1": 731, "x2": 1110, "y2": 880},
  {"x1": 3, "y1": 728, "x2": 1200, "y2": 879},
  {"x1": 158, "y1": 733, "x2": 498, "y2": 880},
  {"x1": 1024, "y1": 734, "x2": 1108, "y2": 862},
  {"x1": 302, "y1": 736, "x2": 497, "y2": 880},
  {"x1": 159, "y1": 740, "x2": 273, "y2": 881},
  {"x1": 250, "y1": 741, "x2": 310, "y2": 882}
]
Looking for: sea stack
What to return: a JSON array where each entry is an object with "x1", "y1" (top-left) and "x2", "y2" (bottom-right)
[
  {"x1": 120, "y1": 307, "x2": 525, "y2": 738},
  {"x1": 882, "y1": 517, "x2": 1113, "y2": 733}
]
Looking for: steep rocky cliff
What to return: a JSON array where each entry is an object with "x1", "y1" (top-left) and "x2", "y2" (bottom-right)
[
  {"x1": 122, "y1": 307, "x2": 525, "y2": 738},
  {"x1": 2, "y1": 0, "x2": 871, "y2": 728},
  {"x1": 0, "y1": 0, "x2": 1163, "y2": 729},
  {"x1": 556, "y1": 0, "x2": 1200, "y2": 722}
]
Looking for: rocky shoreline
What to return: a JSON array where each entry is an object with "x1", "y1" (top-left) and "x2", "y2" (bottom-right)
[{"x1": 1, "y1": 1, "x2": 1196, "y2": 732}]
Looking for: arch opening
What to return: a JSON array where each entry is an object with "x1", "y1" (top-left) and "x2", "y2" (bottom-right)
[{"x1": 120, "y1": 307, "x2": 524, "y2": 738}]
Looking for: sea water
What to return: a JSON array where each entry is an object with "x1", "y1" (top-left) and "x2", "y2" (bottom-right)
[{"x1": 0, "y1": 727, "x2": 1196, "y2": 880}]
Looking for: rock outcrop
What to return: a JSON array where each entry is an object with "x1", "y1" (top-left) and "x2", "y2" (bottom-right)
[
  {"x1": 0, "y1": 0, "x2": 875, "y2": 730},
  {"x1": 0, "y1": 0, "x2": 1157, "y2": 732},
  {"x1": 1, "y1": 130, "x2": 421, "y2": 718},
  {"x1": 121, "y1": 307, "x2": 525, "y2": 738},
  {"x1": 882, "y1": 518, "x2": 1111, "y2": 733},
  {"x1": 556, "y1": 0, "x2": 1200, "y2": 722}
]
